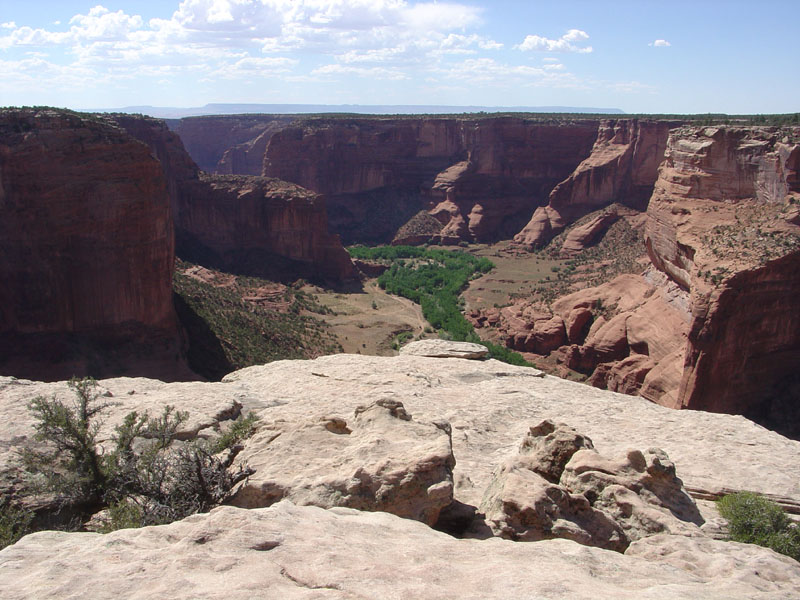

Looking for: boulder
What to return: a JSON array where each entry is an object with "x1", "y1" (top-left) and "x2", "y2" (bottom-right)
[
  {"x1": 481, "y1": 421, "x2": 705, "y2": 550},
  {"x1": 229, "y1": 399, "x2": 455, "y2": 526},
  {"x1": 562, "y1": 447, "x2": 704, "y2": 541}
]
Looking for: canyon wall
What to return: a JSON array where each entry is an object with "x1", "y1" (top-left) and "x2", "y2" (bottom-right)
[
  {"x1": 644, "y1": 126, "x2": 800, "y2": 434},
  {"x1": 262, "y1": 117, "x2": 600, "y2": 244},
  {"x1": 0, "y1": 108, "x2": 190, "y2": 381},
  {"x1": 114, "y1": 116, "x2": 355, "y2": 282},
  {"x1": 475, "y1": 125, "x2": 800, "y2": 435},
  {"x1": 178, "y1": 174, "x2": 356, "y2": 281},
  {"x1": 167, "y1": 115, "x2": 295, "y2": 173},
  {"x1": 515, "y1": 119, "x2": 680, "y2": 248}
]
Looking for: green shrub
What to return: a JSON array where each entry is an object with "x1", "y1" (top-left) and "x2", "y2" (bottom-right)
[
  {"x1": 717, "y1": 492, "x2": 800, "y2": 561},
  {"x1": 0, "y1": 499, "x2": 34, "y2": 550},
  {"x1": 21, "y1": 378, "x2": 255, "y2": 532}
]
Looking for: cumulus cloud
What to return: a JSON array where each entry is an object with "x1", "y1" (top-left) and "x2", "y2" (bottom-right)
[
  {"x1": 516, "y1": 29, "x2": 592, "y2": 53},
  {"x1": 649, "y1": 39, "x2": 671, "y2": 47}
]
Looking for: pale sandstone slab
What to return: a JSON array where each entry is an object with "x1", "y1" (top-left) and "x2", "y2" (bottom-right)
[
  {"x1": 399, "y1": 339, "x2": 489, "y2": 359},
  {"x1": 2, "y1": 501, "x2": 799, "y2": 600},
  {"x1": 221, "y1": 354, "x2": 800, "y2": 513}
]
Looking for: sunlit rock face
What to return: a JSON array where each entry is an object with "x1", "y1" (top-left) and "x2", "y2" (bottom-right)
[{"x1": 262, "y1": 117, "x2": 600, "y2": 244}]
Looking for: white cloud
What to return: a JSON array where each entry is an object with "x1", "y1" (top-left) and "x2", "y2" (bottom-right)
[
  {"x1": 516, "y1": 29, "x2": 592, "y2": 53},
  {"x1": 311, "y1": 63, "x2": 409, "y2": 80},
  {"x1": 436, "y1": 57, "x2": 584, "y2": 89},
  {"x1": 1, "y1": 21, "x2": 16, "y2": 29},
  {"x1": 649, "y1": 39, "x2": 671, "y2": 47}
]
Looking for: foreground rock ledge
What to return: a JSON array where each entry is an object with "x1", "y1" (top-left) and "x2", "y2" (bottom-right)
[{"x1": 2, "y1": 502, "x2": 798, "y2": 600}]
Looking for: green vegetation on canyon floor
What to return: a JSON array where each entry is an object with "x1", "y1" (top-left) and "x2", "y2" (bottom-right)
[{"x1": 347, "y1": 245, "x2": 532, "y2": 366}]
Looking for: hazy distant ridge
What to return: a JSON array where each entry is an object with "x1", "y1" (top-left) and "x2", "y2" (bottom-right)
[{"x1": 85, "y1": 103, "x2": 625, "y2": 119}]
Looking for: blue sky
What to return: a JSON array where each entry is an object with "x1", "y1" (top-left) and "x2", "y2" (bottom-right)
[{"x1": 1, "y1": 0, "x2": 797, "y2": 114}]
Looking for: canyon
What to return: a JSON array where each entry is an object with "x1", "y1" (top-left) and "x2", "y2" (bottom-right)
[
  {"x1": 2, "y1": 107, "x2": 800, "y2": 597},
  {"x1": 1, "y1": 108, "x2": 798, "y2": 433},
  {"x1": 172, "y1": 112, "x2": 800, "y2": 435}
]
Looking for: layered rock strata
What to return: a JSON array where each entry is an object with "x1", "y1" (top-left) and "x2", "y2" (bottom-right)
[
  {"x1": 177, "y1": 174, "x2": 356, "y2": 281},
  {"x1": 476, "y1": 126, "x2": 800, "y2": 433},
  {"x1": 114, "y1": 116, "x2": 355, "y2": 282},
  {"x1": 0, "y1": 108, "x2": 189, "y2": 382},
  {"x1": 644, "y1": 125, "x2": 800, "y2": 432},
  {"x1": 515, "y1": 119, "x2": 679, "y2": 248},
  {"x1": 262, "y1": 117, "x2": 599, "y2": 244},
  {"x1": 167, "y1": 115, "x2": 295, "y2": 173}
]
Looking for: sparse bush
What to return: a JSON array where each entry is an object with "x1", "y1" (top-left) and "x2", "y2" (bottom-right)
[
  {"x1": 20, "y1": 378, "x2": 255, "y2": 533},
  {"x1": 717, "y1": 491, "x2": 800, "y2": 561},
  {"x1": 0, "y1": 499, "x2": 34, "y2": 550}
]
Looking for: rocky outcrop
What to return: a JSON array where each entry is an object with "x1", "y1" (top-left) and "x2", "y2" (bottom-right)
[
  {"x1": 515, "y1": 119, "x2": 678, "y2": 248},
  {"x1": 230, "y1": 399, "x2": 455, "y2": 525},
  {"x1": 644, "y1": 126, "x2": 800, "y2": 433},
  {"x1": 4, "y1": 502, "x2": 799, "y2": 600},
  {"x1": 481, "y1": 421, "x2": 703, "y2": 550},
  {"x1": 263, "y1": 117, "x2": 599, "y2": 244},
  {"x1": 0, "y1": 108, "x2": 190, "y2": 382},
  {"x1": 114, "y1": 116, "x2": 356, "y2": 282},
  {"x1": 3, "y1": 355, "x2": 800, "y2": 598},
  {"x1": 177, "y1": 174, "x2": 356, "y2": 281},
  {"x1": 167, "y1": 115, "x2": 295, "y2": 173}
]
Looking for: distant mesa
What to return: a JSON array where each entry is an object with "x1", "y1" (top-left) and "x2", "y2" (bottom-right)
[{"x1": 82, "y1": 103, "x2": 626, "y2": 119}]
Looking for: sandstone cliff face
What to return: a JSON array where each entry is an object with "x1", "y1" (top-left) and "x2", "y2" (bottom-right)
[
  {"x1": 115, "y1": 116, "x2": 355, "y2": 282},
  {"x1": 471, "y1": 125, "x2": 800, "y2": 436},
  {"x1": 644, "y1": 126, "x2": 800, "y2": 433},
  {"x1": 0, "y1": 108, "x2": 188, "y2": 381},
  {"x1": 168, "y1": 115, "x2": 295, "y2": 173},
  {"x1": 262, "y1": 117, "x2": 599, "y2": 244},
  {"x1": 515, "y1": 119, "x2": 679, "y2": 248},
  {"x1": 178, "y1": 174, "x2": 356, "y2": 281}
]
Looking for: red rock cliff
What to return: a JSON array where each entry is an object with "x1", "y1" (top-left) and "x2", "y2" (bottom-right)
[
  {"x1": 262, "y1": 117, "x2": 599, "y2": 244},
  {"x1": 178, "y1": 174, "x2": 356, "y2": 281},
  {"x1": 0, "y1": 108, "x2": 190, "y2": 381},
  {"x1": 115, "y1": 116, "x2": 355, "y2": 282},
  {"x1": 644, "y1": 125, "x2": 800, "y2": 434},
  {"x1": 515, "y1": 119, "x2": 680, "y2": 248},
  {"x1": 168, "y1": 115, "x2": 294, "y2": 173}
]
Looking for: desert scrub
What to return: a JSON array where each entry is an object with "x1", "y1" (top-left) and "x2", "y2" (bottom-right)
[
  {"x1": 173, "y1": 260, "x2": 342, "y2": 380},
  {"x1": 0, "y1": 499, "x2": 34, "y2": 550},
  {"x1": 717, "y1": 491, "x2": 800, "y2": 561},
  {"x1": 19, "y1": 378, "x2": 255, "y2": 533}
]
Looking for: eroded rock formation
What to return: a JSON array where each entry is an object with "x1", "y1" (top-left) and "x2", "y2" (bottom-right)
[
  {"x1": 645, "y1": 125, "x2": 800, "y2": 432},
  {"x1": 262, "y1": 117, "x2": 599, "y2": 244},
  {"x1": 514, "y1": 119, "x2": 678, "y2": 248},
  {"x1": 167, "y1": 114, "x2": 295, "y2": 173},
  {"x1": 114, "y1": 115, "x2": 355, "y2": 282},
  {"x1": 475, "y1": 125, "x2": 800, "y2": 433},
  {"x1": 481, "y1": 420, "x2": 703, "y2": 550},
  {"x1": 230, "y1": 399, "x2": 455, "y2": 525},
  {"x1": 0, "y1": 108, "x2": 190, "y2": 382}
]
